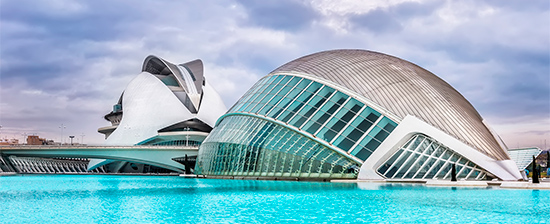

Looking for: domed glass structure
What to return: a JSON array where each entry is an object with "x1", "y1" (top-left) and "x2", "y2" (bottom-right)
[{"x1": 196, "y1": 50, "x2": 522, "y2": 181}]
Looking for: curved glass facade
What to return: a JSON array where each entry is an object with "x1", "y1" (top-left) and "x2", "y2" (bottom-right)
[
  {"x1": 196, "y1": 74, "x2": 397, "y2": 179},
  {"x1": 197, "y1": 115, "x2": 359, "y2": 178},
  {"x1": 228, "y1": 74, "x2": 397, "y2": 162},
  {"x1": 377, "y1": 134, "x2": 488, "y2": 180}
]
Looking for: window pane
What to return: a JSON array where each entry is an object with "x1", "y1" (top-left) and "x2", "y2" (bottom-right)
[
  {"x1": 355, "y1": 147, "x2": 373, "y2": 161},
  {"x1": 316, "y1": 127, "x2": 338, "y2": 143},
  {"x1": 335, "y1": 136, "x2": 355, "y2": 152}
]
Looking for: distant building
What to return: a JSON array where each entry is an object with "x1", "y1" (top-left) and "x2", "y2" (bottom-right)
[
  {"x1": 196, "y1": 49, "x2": 522, "y2": 181},
  {"x1": 0, "y1": 138, "x2": 19, "y2": 146},
  {"x1": 27, "y1": 135, "x2": 45, "y2": 145}
]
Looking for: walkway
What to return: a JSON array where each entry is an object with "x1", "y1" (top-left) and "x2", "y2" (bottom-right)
[{"x1": 0, "y1": 145, "x2": 197, "y2": 173}]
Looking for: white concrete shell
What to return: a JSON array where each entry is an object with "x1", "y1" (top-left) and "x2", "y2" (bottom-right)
[
  {"x1": 100, "y1": 56, "x2": 227, "y2": 145},
  {"x1": 93, "y1": 56, "x2": 227, "y2": 172},
  {"x1": 104, "y1": 72, "x2": 195, "y2": 145}
]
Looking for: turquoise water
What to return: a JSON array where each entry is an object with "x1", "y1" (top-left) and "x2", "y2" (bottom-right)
[{"x1": 0, "y1": 175, "x2": 548, "y2": 223}]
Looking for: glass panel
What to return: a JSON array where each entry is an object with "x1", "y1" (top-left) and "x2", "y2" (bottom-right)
[
  {"x1": 250, "y1": 93, "x2": 275, "y2": 113},
  {"x1": 383, "y1": 122, "x2": 396, "y2": 133},
  {"x1": 440, "y1": 150, "x2": 451, "y2": 160},
  {"x1": 326, "y1": 103, "x2": 359, "y2": 135},
  {"x1": 295, "y1": 78, "x2": 311, "y2": 90},
  {"x1": 306, "y1": 82, "x2": 327, "y2": 96},
  {"x1": 284, "y1": 84, "x2": 305, "y2": 100},
  {"x1": 433, "y1": 146, "x2": 444, "y2": 158},
  {"x1": 354, "y1": 147, "x2": 373, "y2": 161},
  {"x1": 386, "y1": 151, "x2": 411, "y2": 177},
  {"x1": 365, "y1": 112, "x2": 379, "y2": 123},
  {"x1": 289, "y1": 87, "x2": 331, "y2": 128},
  {"x1": 327, "y1": 91, "x2": 348, "y2": 107},
  {"x1": 435, "y1": 162, "x2": 450, "y2": 179},
  {"x1": 280, "y1": 91, "x2": 314, "y2": 123},
  {"x1": 353, "y1": 118, "x2": 373, "y2": 134},
  {"x1": 321, "y1": 98, "x2": 344, "y2": 116},
  {"x1": 424, "y1": 143, "x2": 437, "y2": 157},
  {"x1": 449, "y1": 154, "x2": 459, "y2": 162},
  {"x1": 270, "y1": 75, "x2": 285, "y2": 84},
  {"x1": 414, "y1": 157, "x2": 434, "y2": 178},
  {"x1": 316, "y1": 127, "x2": 338, "y2": 143},
  {"x1": 295, "y1": 88, "x2": 314, "y2": 103},
  {"x1": 303, "y1": 96, "x2": 343, "y2": 134},
  {"x1": 289, "y1": 114, "x2": 309, "y2": 128},
  {"x1": 373, "y1": 129, "x2": 389, "y2": 143},
  {"x1": 365, "y1": 138, "x2": 381, "y2": 152},
  {"x1": 259, "y1": 94, "x2": 283, "y2": 115},
  {"x1": 406, "y1": 155, "x2": 427, "y2": 178},
  {"x1": 269, "y1": 98, "x2": 292, "y2": 118},
  {"x1": 458, "y1": 167, "x2": 471, "y2": 178},
  {"x1": 344, "y1": 98, "x2": 364, "y2": 111},
  {"x1": 377, "y1": 149, "x2": 404, "y2": 174},
  {"x1": 351, "y1": 135, "x2": 373, "y2": 155},
  {"x1": 457, "y1": 158, "x2": 467, "y2": 165},
  {"x1": 304, "y1": 120, "x2": 323, "y2": 135},
  {"x1": 324, "y1": 118, "x2": 346, "y2": 136},
  {"x1": 335, "y1": 136, "x2": 355, "y2": 152},
  {"x1": 393, "y1": 153, "x2": 419, "y2": 178},
  {"x1": 424, "y1": 159, "x2": 441, "y2": 179},
  {"x1": 341, "y1": 126, "x2": 364, "y2": 143},
  {"x1": 240, "y1": 92, "x2": 262, "y2": 112}
]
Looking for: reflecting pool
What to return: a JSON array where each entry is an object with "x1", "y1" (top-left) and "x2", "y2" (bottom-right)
[{"x1": 0, "y1": 175, "x2": 548, "y2": 223}]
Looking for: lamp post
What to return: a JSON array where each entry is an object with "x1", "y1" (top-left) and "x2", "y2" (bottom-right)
[
  {"x1": 80, "y1": 133, "x2": 85, "y2": 144},
  {"x1": 69, "y1": 136, "x2": 75, "y2": 145},
  {"x1": 59, "y1": 124, "x2": 66, "y2": 145}
]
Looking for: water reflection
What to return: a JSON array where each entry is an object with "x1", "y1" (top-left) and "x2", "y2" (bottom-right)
[{"x1": 0, "y1": 175, "x2": 548, "y2": 223}]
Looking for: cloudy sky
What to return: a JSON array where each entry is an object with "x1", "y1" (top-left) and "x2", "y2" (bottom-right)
[{"x1": 0, "y1": 0, "x2": 548, "y2": 148}]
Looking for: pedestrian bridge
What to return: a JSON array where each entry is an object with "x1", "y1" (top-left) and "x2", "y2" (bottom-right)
[{"x1": 0, "y1": 145, "x2": 197, "y2": 173}]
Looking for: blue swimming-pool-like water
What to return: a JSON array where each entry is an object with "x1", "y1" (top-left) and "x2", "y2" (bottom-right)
[{"x1": 0, "y1": 175, "x2": 548, "y2": 223}]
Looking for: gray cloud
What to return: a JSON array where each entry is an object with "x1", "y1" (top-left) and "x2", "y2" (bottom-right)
[
  {"x1": 236, "y1": 0, "x2": 320, "y2": 31},
  {"x1": 351, "y1": 9, "x2": 403, "y2": 33},
  {"x1": 348, "y1": 0, "x2": 443, "y2": 34},
  {"x1": 0, "y1": 0, "x2": 548, "y2": 148}
]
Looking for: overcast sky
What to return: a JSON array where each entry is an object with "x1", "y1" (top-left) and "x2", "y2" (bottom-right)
[{"x1": 0, "y1": 0, "x2": 548, "y2": 149}]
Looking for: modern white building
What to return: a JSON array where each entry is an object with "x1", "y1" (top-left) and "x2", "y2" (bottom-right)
[
  {"x1": 93, "y1": 55, "x2": 227, "y2": 172},
  {"x1": 196, "y1": 49, "x2": 522, "y2": 181}
]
